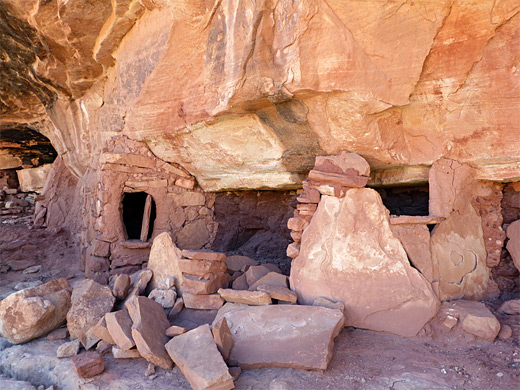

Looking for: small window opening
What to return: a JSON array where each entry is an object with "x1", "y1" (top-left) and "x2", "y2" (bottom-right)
[
  {"x1": 122, "y1": 192, "x2": 156, "y2": 241},
  {"x1": 377, "y1": 185, "x2": 429, "y2": 216}
]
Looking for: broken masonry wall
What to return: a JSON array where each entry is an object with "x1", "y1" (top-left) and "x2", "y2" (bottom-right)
[{"x1": 80, "y1": 136, "x2": 218, "y2": 284}]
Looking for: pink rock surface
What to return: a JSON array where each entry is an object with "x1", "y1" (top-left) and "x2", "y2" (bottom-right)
[
  {"x1": 290, "y1": 189, "x2": 439, "y2": 337},
  {"x1": 214, "y1": 303, "x2": 345, "y2": 370}
]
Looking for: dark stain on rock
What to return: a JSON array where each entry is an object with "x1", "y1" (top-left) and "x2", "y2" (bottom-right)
[
  {"x1": 256, "y1": 98, "x2": 323, "y2": 173},
  {"x1": 0, "y1": 2, "x2": 57, "y2": 116}
]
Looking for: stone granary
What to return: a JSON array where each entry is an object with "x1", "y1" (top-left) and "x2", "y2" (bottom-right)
[{"x1": 0, "y1": 1, "x2": 520, "y2": 389}]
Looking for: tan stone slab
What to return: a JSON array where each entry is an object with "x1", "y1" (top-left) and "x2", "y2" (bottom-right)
[
  {"x1": 248, "y1": 272, "x2": 288, "y2": 291},
  {"x1": 183, "y1": 293, "x2": 224, "y2": 310},
  {"x1": 244, "y1": 265, "x2": 272, "y2": 287},
  {"x1": 0, "y1": 278, "x2": 71, "y2": 345},
  {"x1": 218, "y1": 289, "x2": 272, "y2": 306},
  {"x1": 214, "y1": 304, "x2": 345, "y2": 370},
  {"x1": 67, "y1": 279, "x2": 115, "y2": 349},
  {"x1": 112, "y1": 346, "x2": 141, "y2": 359},
  {"x1": 308, "y1": 169, "x2": 369, "y2": 188},
  {"x1": 165, "y1": 324, "x2": 234, "y2": 390},
  {"x1": 181, "y1": 274, "x2": 229, "y2": 295},
  {"x1": 225, "y1": 255, "x2": 258, "y2": 272},
  {"x1": 179, "y1": 259, "x2": 227, "y2": 277},
  {"x1": 125, "y1": 296, "x2": 172, "y2": 369},
  {"x1": 166, "y1": 325, "x2": 187, "y2": 337},
  {"x1": 169, "y1": 192, "x2": 206, "y2": 207},
  {"x1": 312, "y1": 297, "x2": 345, "y2": 315},
  {"x1": 212, "y1": 317, "x2": 233, "y2": 361},
  {"x1": 389, "y1": 215, "x2": 445, "y2": 225},
  {"x1": 105, "y1": 309, "x2": 135, "y2": 351},
  {"x1": 90, "y1": 316, "x2": 115, "y2": 345},
  {"x1": 256, "y1": 284, "x2": 297, "y2": 303}
]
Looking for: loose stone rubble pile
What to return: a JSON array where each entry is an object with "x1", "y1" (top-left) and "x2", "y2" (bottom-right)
[{"x1": 0, "y1": 236, "x2": 345, "y2": 389}]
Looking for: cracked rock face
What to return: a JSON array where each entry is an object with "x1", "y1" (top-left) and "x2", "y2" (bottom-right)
[
  {"x1": 1, "y1": 0, "x2": 518, "y2": 190},
  {"x1": 290, "y1": 189, "x2": 440, "y2": 337}
]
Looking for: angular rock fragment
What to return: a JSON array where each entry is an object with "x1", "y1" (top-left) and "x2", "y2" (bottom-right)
[
  {"x1": 165, "y1": 324, "x2": 234, "y2": 390},
  {"x1": 245, "y1": 265, "x2": 272, "y2": 287},
  {"x1": 71, "y1": 352, "x2": 104, "y2": 378},
  {"x1": 67, "y1": 279, "x2": 115, "y2": 348},
  {"x1": 112, "y1": 346, "x2": 141, "y2": 359},
  {"x1": 131, "y1": 269, "x2": 153, "y2": 293},
  {"x1": 498, "y1": 299, "x2": 520, "y2": 315},
  {"x1": 125, "y1": 296, "x2": 172, "y2": 369},
  {"x1": 181, "y1": 273, "x2": 230, "y2": 295},
  {"x1": 183, "y1": 293, "x2": 224, "y2": 310},
  {"x1": 212, "y1": 317, "x2": 233, "y2": 361},
  {"x1": 166, "y1": 325, "x2": 187, "y2": 337},
  {"x1": 445, "y1": 300, "x2": 501, "y2": 342},
  {"x1": 90, "y1": 317, "x2": 115, "y2": 345},
  {"x1": 248, "y1": 272, "x2": 288, "y2": 291},
  {"x1": 225, "y1": 255, "x2": 258, "y2": 272},
  {"x1": 218, "y1": 288, "x2": 271, "y2": 306},
  {"x1": 256, "y1": 285, "x2": 297, "y2": 303},
  {"x1": 147, "y1": 232, "x2": 183, "y2": 291},
  {"x1": 112, "y1": 274, "x2": 130, "y2": 300},
  {"x1": 0, "y1": 278, "x2": 71, "y2": 344},
  {"x1": 148, "y1": 288, "x2": 177, "y2": 308},
  {"x1": 168, "y1": 297, "x2": 184, "y2": 320},
  {"x1": 47, "y1": 327, "x2": 69, "y2": 341},
  {"x1": 214, "y1": 304, "x2": 345, "y2": 370},
  {"x1": 290, "y1": 190, "x2": 439, "y2": 337},
  {"x1": 105, "y1": 309, "x2": 135, "y2": 351},
  {"x1": 231, "y1": 274, "x2": 249, "y2": 291},
  {"x1": 498, "y1": 324, "x2": 512, "y2": 340},
  {"x1": 57, "y1": 339, "x2": 80, "y2": 358},
  {"x1": 312, "y1": 296, "x2": 346, "y2": 315},
  {"x1": 179, "y1": 259, "x2": 227, "y2": 277},
  {"x1": 228, "y1": 366, "x2": 241, "y2": 382}
]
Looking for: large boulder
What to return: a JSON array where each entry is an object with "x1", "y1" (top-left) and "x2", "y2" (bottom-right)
[
  {"x1": 66, "y1": 279, "x2": 115, "y2": 348},
  {"x1": 0, "y1": 278, "x2": 71, "y2": 344},
  {"x1": 290, "y1": 189, "x2": 439, "y2": 337},
  {"x1": 214, "y1": 303, "x2": 344, "y2": 370}
]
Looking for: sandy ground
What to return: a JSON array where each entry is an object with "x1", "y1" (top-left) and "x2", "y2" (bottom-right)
[{"x1": 1, "y1": 222, "x2": 519, "y2": 390}]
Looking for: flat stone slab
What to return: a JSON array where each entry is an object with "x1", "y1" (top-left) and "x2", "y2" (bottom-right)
[
  {"x1": 213, "y1": 303, "x2": 345, "y2": 370},
  {"x1": 165, "y1": 324, "x2": 234, "y2": 390},
  {"x1": 125, "y1": 296, "x2": 172, "y2": 369},
  {"x1": 218, "y1": 288, "x2": 272, "y2": 305}
]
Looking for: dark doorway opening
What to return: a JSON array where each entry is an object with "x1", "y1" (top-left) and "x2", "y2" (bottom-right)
[
  {"x1": 376, "y1": 185, "x2": 429, "y2": 216},
  {"x1": 211, "y1": 191, "x2": 297, "y2": 274},
  {"x1": 122, "y1": 192, "x2": 156, "y2": 241}
]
